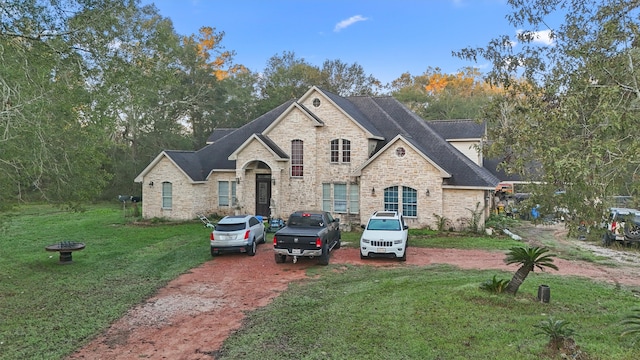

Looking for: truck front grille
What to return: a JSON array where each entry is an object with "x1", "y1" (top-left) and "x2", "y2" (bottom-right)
[{"x1": 371, "y1": 240, "x2": 393, "y2": 247}]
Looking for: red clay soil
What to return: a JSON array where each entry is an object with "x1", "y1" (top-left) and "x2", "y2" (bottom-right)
[{"x1": 68, "y1": 225, "x2": 640, "y2": 360}]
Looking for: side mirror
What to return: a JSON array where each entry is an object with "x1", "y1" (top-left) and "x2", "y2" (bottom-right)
[
  {"x1": 404, "y1": 225, "x2": 409, "y2": 230},
  {"x1": 334, "y1": 218, "x2": 340, "y2": 223},
  {"x1": 361, "y1": 224, "x2": 365, "y2": 229}
]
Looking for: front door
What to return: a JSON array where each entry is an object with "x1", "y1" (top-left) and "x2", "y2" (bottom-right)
[{"x1": 255, "y1": 174, "x2": 272, "y2": 217}]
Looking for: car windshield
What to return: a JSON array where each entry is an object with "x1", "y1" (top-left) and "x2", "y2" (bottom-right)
[
  {"x1": 367, "y1": 219, "x2": 401, "y2": 231},
  {"x1": 215, "y1": 222, "x2": 246, "y2": 231},
  {"x1": 287, "y1": 214, "x2": 325, "y2": 227}
]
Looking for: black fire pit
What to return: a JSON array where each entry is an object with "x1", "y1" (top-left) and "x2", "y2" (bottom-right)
[{"x1": 45, "y1": 241, "x2": 85, "y2": 264}]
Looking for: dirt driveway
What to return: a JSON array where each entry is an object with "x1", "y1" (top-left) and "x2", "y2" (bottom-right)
[{"x1": 68, "y1": 223, "x2": 640, "y2": 360}]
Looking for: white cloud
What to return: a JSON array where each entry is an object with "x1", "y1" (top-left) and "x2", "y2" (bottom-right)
[
  {"x1": 334, "y1": 15, "x2": 369, "y2": 32},
  {"x1": 516, "y1": 29, "x2": 555, "y2": 46}
]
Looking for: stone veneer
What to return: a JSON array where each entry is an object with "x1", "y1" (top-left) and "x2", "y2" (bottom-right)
[{"x1": 138, "y1": 89, "x2": 491, "y2": 229}]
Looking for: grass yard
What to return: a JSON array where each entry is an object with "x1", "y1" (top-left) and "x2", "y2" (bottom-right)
[
  {"x1": 1, "y1": 205, "x2": 640, "y2": 359},
  {"x1": 0, "y1": 204, "x2": 211, "y2": 359},
  {"x1": 216, "y1": 265, "x2": 640, "y2": 360}
]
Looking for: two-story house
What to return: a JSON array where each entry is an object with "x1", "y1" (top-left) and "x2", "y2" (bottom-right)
[{"x1": 134, "y1": 86, "x2": 500, "y2": 229}]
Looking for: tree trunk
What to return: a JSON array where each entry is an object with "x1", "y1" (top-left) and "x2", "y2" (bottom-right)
[{"x1": 506, "y1": 265, "x2": 531, "y2": 295}]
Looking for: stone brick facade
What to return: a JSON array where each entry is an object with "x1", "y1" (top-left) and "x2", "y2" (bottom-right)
[{"x1": 137, "y1": 88, "x2": 494, "y2": 229}]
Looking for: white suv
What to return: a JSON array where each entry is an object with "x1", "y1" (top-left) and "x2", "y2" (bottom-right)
[
  {"x1": 602, "y1": 207, "x2": 640, "y2": 246},
  {"x1": 360, "y1": 211, "x2": 408, "y2": 261}
]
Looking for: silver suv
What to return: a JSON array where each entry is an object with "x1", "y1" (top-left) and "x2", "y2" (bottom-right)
[{"x1": 210, "y1": 215, "x2": 266, "y2": 256}]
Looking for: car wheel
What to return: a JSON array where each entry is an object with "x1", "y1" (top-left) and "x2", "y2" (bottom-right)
[
  {"x1": 247, "y1": 241, "x2": 256, "y2": 256},
  {"x1": 274, "y1": 253, "x2": 286, "y2": 263},
  {"x1": 259, "y1": 229, "x2": 266, "y2": 244},
  {"x1": 360, "y1": 250, "x2": 366, "y2": 259},
  {"x1": 399, "y1": 249, "x2": 407, "y2": 262},
  {"x1": 624, "y1": 224, "x2": 640, "y2": 240},
  {"x1": 334, "y1": 238, "x2": 341, "y2": 250},
  {"x1": 318, "y1": 244, "x2": 330, "y2": 266}
]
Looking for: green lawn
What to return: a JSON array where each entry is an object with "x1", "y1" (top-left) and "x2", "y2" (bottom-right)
[
  {"x1": 0, "y1": 204, "x2": 211, "y2": 359},
  {"x1": 1, "y1": 205, "x2": 639, "y2": 359},
  {"x1": 216, "y1": 266, "x2": 640, "y2": 359}
]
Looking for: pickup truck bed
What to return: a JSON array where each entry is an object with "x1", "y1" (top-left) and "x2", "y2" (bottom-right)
[{"x1": 273, "y1": 210, "x2": 341, "y2": 265}]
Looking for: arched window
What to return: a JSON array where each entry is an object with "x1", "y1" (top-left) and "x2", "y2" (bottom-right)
[
  {"x1": 329, "y1": 139, "x2": 351, "y2": 163},
  {"x1": 291, "y1": 139, "x2": 304, "y2": 177},
  {"x1": 342, "y1": 139, "x2": 351, "y2": 162},
  {"x1": 402, "y1": 186, "x2": 417, "y2": 217},
  {"x1": 162, "y1": 182, "x2": 172, "y2": 209},
  {"x1": 330, "y1": 139, "x2": 339, "y2": 163},
  {"x1": 384, "y1": 186, "x2": 417, "y2": 217},
  {"x1": 384, "y1": 186, "x2": 399, "y2": 212}
]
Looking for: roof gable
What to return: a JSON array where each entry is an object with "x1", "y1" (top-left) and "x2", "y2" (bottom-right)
[
  {"x1": 134, "y1": 151, "x2": 200, "y2": 183},
  {"x1": 345, "y1": 95, "x2": 499, "y2": 188},
  {"x1": 229, "y1": 133, "x2": 289, "y2": 161},
  {"x1": 262, "y1": 101, "x2": 324, "y2": 135},
  {"x1": 353, "y1": 135, "x2": 450, "y2": 177},
  {"x1": 309, "y1": 87, "x2": 385, "y2": 140}
]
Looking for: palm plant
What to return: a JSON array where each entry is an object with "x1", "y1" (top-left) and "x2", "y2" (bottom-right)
[
  {"x1": 480, "y1": 275, "x2": 510, "y2": 293},
  {"x1": 504, "y1": 246, "x2": 558, "y2": 294},
  {"x1": 621, "y1": 307, "x2": 640, "y2": 340},
  {"x1": 534, "y1": 316, "x2": 577, "y2": 349}
]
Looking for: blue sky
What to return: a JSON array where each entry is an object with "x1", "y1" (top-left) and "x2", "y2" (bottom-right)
[{"x1": 141, "y1": 0, "x2": 552, "y2": 84}]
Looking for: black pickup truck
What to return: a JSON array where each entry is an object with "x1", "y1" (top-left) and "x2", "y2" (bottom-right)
[{"x1": 273, "y1": 210, "x2": 341, "y2": 265}]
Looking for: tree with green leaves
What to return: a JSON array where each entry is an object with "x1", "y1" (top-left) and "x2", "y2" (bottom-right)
[
  {"x1": 389, "y1": 67, "x2": 500, "y2": 120},
  {"x1": 0, "y1": 0, "x2": 123, "y2": 209},
  {"x1": 455, "y1": 0, "x2": 640, "y2": 231},
  {"x1": 318, "y1": 59, "x2": 382, "y2": 97},
  {"x1": 504, "y1": 246, "x2": 558, "y2": 294},
  {"x1": 256, "y1": 51, "x2": 382, "y2": 115}
]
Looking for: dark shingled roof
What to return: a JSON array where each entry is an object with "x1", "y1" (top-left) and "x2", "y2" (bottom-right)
[
  {"x1": 345, "y1": 96, "x2": 499, "y2": 187},
  {"x1": 160, "y1": 88, "x2": 499, "y2": 188},
  {"x1": 255, "y1": 133, "x2": 289, "y2": 159},
  {"x1": 165, "y1": 100, "x2": 295, "y2": 181},
  {"x1": 428, "y1": 119, "x2": 485, "y2": 140},
  {"x1": 320, "y1": 88, "x2": 384, "y2": 138},
  {"x1": 205, "y1": 128, "x2": 237, "y2": 144}
]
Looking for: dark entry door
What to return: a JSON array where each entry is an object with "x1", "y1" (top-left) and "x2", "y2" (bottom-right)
[{"x1": 255, "y1": 174, "x2": 272, "y2": 217}]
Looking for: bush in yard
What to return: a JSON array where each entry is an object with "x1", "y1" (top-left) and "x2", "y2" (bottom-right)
[
  {"x1": 465, "y1": 201, "x2": 486, "y2": 234},
  {"x1": 484, "y1": 213, "x2": 518, "y2": 231},
  {"x1": 534, "y1": 317, "x2": 586, "y2": 358},
  {"x1": 433, "y1": 213, "x2": 451, "y2": 232},
  {"x1": 479, "y1": 275, "x2": 509, "y2": 293}
]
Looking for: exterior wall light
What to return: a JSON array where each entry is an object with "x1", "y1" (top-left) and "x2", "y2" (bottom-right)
[
  {"x1": 148, "y1": 181, "x2": 154, "y2": 187},
  {"x1": 426, "y1": 189, "x2": 430, "y2": 196}
]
